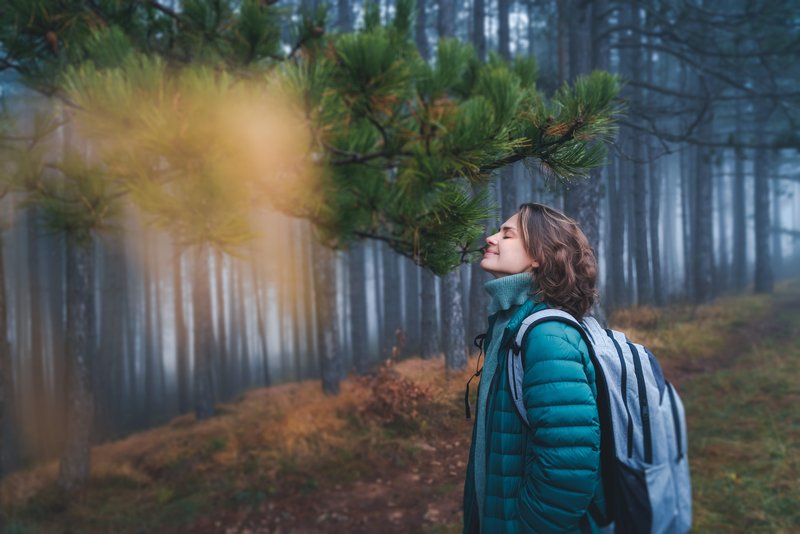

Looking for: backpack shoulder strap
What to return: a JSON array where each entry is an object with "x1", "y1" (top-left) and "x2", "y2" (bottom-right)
[{"x1": 508, "y1": 309, "x2": 597, "y2": 429}]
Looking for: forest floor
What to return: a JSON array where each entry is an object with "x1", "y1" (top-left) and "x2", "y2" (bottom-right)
[{"x1": 1, "y1": 280, "x2": 799, "y2": 533}]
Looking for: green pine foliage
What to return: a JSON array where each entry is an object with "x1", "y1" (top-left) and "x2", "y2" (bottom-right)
[
  {"x1": 1, "y1": 0, "x2": 620, "y2": 273},
  {"x1": 2, "y1": 117, "x2": 123, "y2": 246},
  {"x1": 288, "y1": 6, "x2": 620, "y2": 273}
]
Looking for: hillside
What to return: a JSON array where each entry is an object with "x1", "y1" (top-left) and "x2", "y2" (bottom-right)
[{"x1": 2, "y1": 280, "x2": 799, "y2": 533}]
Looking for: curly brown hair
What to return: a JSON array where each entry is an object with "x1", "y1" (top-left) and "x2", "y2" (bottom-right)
[{"x1": 517, "y1": 203, "x2": 598, "y2": 320}]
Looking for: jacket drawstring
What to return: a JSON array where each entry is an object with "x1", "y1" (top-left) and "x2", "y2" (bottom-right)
[{"x1": 465, "y1": 333, "x2": 487, "y2": 420}]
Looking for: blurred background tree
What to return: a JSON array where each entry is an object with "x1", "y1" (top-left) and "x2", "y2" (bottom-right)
[{"x1": 0, "y1": 0, "x2": 620, "y2": 489}]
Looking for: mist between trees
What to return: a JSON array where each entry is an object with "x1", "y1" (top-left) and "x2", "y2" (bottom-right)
[{"x1": 0, "y1": 0, "x2": 797, "y2": 487}]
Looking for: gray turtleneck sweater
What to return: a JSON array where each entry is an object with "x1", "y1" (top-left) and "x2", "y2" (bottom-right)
[{"x1": 474, "y1": 272, "x2": 534, "y2": 521}]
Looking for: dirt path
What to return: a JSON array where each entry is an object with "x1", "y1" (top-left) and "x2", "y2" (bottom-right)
[{"x1": 188, "y1": 435, "x2": 469, "y2": 533}]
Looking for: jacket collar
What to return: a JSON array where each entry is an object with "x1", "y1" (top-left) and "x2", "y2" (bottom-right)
[{"x1": 489, "y1": 298, "x2": 548, "y2": 351}]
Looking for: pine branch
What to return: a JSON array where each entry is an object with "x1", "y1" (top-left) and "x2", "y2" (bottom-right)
[{"x1": 134, "y1": 0, "x2": 181, "y2": 23}]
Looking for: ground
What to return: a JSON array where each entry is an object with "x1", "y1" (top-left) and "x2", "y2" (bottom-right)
[{"x1": 1, "y1": 280, "x2": 799, "y2": 533}]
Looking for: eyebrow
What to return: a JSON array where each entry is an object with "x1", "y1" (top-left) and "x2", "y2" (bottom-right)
[{"x1": 501, "y1": 226, "x2": 517, "y2": 233}]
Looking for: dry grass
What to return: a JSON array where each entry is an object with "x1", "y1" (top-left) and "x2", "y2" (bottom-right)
[{"x1": 2, "y1": 280, "x2": 799, "y2": 533}]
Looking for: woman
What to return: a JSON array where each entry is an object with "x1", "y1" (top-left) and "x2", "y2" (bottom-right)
[{"x1": 462, "y1": 203, "x2": 604, "y2": 534}]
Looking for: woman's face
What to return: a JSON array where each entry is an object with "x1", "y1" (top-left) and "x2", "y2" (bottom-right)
[{"x1": 480, "y1": 213, "x2": 539, "y2": 278}]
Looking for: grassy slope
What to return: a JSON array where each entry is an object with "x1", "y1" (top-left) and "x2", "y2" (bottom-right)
[{"x1": 1, "y1": 280, "x2": 799, "y2": 533}]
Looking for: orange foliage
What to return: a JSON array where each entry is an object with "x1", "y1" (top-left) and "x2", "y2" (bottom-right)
[{"x1": 357, "y1": 360, "x2": 432, "y2": 426}]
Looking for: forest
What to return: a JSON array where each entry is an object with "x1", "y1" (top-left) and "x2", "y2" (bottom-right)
[{"x1": 0, "y1": 0, "x2": 798, "y2": 532}]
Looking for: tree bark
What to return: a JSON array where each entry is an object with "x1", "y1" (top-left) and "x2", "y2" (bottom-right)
[
  {"x1": 472, "y1": 0, "x2": 486, "y2": 61},
  {"x1": 528, "y1": 0, "x2": 536, "y2": 57},
  {"x1": 468, "y1": 262, "x2": 488, "y2": 350},
  {"x1": 248, "y1": 242, "x2": 271, "y2": 387},
  {"x1": 715, "y1": 161, "x2": 729, "y2": 292},
  {"x1": 420, "y1": 269, "x2": 439, "y2": 359},
  {"x1": 731, "y1": 145, "x2": 747, "y2": 290},
  {"x1": 649, "y1": 143, "x2": 663, "y2": 305},
  {"x1": 563, "y1": 0, "x2": 606, "y2": 312},
  {"x1": 499, "y1": 166, "x2": 517, "y2": 221},
  {"x1": 415, "y1": 0, "x2": 429, "y2": 60},
  {"x1": 754, "y1": 147, "x2": 773, "y2": 293},
  {"x1": 348, "y1": 244, "x2": 369, "y2": 373},
  {"x1": 338, "y1": 0, "x2": 352, "y2": 32},
  {"x1": 57, "y1": 238, "x2": 95, "y2": 492},
  {"x1": 0, "y1": 230, "x2": 12, "y2": 476},
  {"x1": 26, "y1": 209, "x2": 49, "y2": 459},
  {"x1": 213, "y1": 250, "x2": 229, "y2": 399},
  {"x1": 404, "y1": 261, "x2": 421, "y2": 357},
  {"x1": 442, "y1": 271, "x2": 466, "y2": 370},
  {"x1": 633, "y1": 135, "x2": 652, "y2": 305},
  {"x1": 771, "y1": 174, "x2": 782, "y2": 276},
  {"x1": 382, "y1": 246, "x2": 402, "y2": 360},
  {"x1": 606, "y1": 157, "x2": 626, "y2": 310},
  {"x1": 693, "y1": 113, "x2": 715, "y2": 304},
  {"x1": 192, "y1": 245, "x2": 216, "y2": 420},
  {"x1": 437, "y1": 0, "x2": 455, "y2": 38},
  {"x1": 498, "y1": 0, "x2": 510, "y2": 60},
  {"x1": 173, "y1": 247, "x2": 190, "y2": 412},
  {"x1": 312, "y1": 241, "x2": 343, "y2": 395}
]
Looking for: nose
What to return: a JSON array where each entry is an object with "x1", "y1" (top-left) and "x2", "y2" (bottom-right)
[{"x1": 486, "y1": 232, "x2": 499, "y2": 246}]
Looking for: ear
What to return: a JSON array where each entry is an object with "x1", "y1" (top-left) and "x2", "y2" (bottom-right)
[{"x1": 531, "y1": 260, "x2": 540, "y2": 269}]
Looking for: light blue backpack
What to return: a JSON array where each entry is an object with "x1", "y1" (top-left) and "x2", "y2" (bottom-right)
[{"x1": 508, "y1": 309, "x2": 692, "y2": 534}]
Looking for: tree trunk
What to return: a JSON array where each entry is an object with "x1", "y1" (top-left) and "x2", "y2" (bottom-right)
[
  {"x1": 606, "y1": 157, "x2": 626, "y2": 310},
  {"x1": 96, "y1": 230, "x2": 126, "y2": 438},
  {"x1": 338, "y1": 0, "x2": 352, "y2": 31},
  {"x1": 372, "y1": 241, "x2": 385, "y2": 358},
  {"x1": 142, "y1": 228, "x2": 157, "y2": 424},
  {"x1": 528, "y1": 0, "x2": 538, "y2": 56},
  {"x1": 57, "y1": 238, "x2": 95, "y2": 492},
  {"x1": 500, "y1": 166, "x2": 517, "y2": 221},
  {"x1": 192, "y1": 245, "x2": 216, "y2": 420},
  {"x1": 232, "y1": 261, "x2": 246, "y2": 391},
  {"x1": 348, "y1": 244, "x2": 369, "y2": 373},
  {"x1": 437, "y1": 0, "x2": 455, "y2": 38},
  {"x1": 472, "y1": 0, "x2": 486, "y2": 61},
  {"x1": 715, "y1": 161, "x2": 729, "y2": 292},
  {"x1": 732, "y1": 146, "x2": 747, "y2": 290},
  {"x1": 632, "y1": 136, "x2": 652, "y2": 305},
  {"x1": 693, "y1": 114, "x2": 714, "y2": 304},
  {"x1": 564, "y1": 0, "x2": 606, "y2": 311},
  {"x1": 312, "y1": 241, "x2": 343, "y2": 395},
  {"x1": 415, "y1": 0, "x2": 429, "y2": 60},
  {"x1": 681, "y1": 145, "x2": 694, "y2": 297},
  {"x1": 468, "y1": 262, "x2": 488, "y2": 349},
  {"x1": 404, "y1": 261, "x2": 421, "y2": 357},
  {"x1": 0, "y1": 230, "x2": 12, "y2": 476},
  {"x1": 771, "y1": 174, "x2": 782, "y2": 276},
  {"x1": 214, "y1": 250, "x2": 229, "y2": 399},
  {"x1": 382, "y1": 247, "x2": 402, "y2": 360},
  {"x1": 26, "y1": 209, "x2": 48, "y2": 460},
  {"x1": 498, "y1": 0, "x2": 510, "y2": 60},
  {"x1": 249, "y1": 242, "x2": 271, "y2": 387},
  {"x1": 649, "y1": 143, "x2": 663, "y2": 305},
  {"x1": 173, "y1": 247, "x2": 190, "y2": 412},
  {"x1": 556, "y1": 0, "x2": 569, "y2": 83},
  {"x1": 420, "y1": 269, "x2": 439, "y2": 359},
  {"x1": 442, "y1": 271, "x2": 466, "y2": 370},
  {"x1": 754, "y1": 147, "x2": 773, "y2": 293},
  {"x1": 663, "y1": 161, "x2": 676, "y2": 297}
]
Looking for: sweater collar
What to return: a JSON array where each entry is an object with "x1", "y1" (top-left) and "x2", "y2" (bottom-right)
[{"x1": 484, "y1": 272, "x2": 535, "y2": 315}]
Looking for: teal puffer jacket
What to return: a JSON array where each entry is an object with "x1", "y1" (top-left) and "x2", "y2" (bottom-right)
[{"x1": 463, "y1": 299, "x2": 603, "y2": 534}]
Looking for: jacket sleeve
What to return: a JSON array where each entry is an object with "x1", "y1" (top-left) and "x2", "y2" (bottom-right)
[{"x1": 516, "y1": 323, "x2": 601, "y2": 533}]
